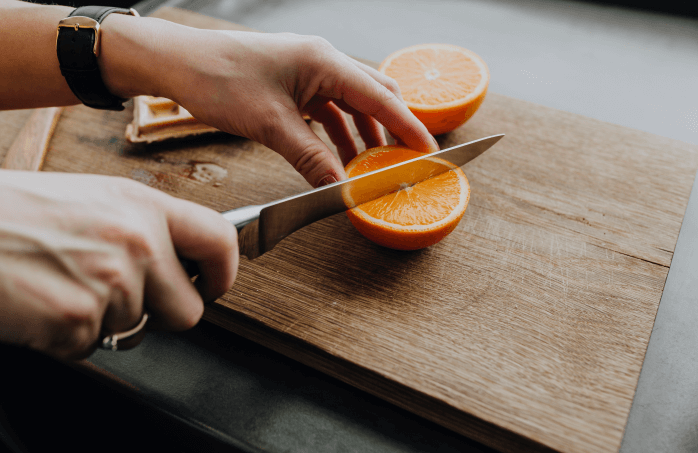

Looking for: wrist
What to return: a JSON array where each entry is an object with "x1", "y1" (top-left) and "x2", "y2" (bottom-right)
[
  {"x1": 0, "y1": 3, "x2": 78, "y2": 108},
  {"x1": 98, "y1": 14, "x2": 168, "y2": 99}
]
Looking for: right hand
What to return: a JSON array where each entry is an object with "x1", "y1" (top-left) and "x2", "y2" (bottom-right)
[
  {"x1": 0, "y1": 170, "x2": 238, "y2": 360},
  {"x1": 98, "y1": 17, "x2": 439, "y2": 188},
  {"x1": 155, "y1": 29, "x2": 439, "y2": 188}
]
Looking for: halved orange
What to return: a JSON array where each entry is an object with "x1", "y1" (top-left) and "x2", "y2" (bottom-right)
[
  {"x1": 379, "y1": 44, "x2": 489, "y2": 135},
  {"x1": 344, "y1": 145, "x2": 470, "y2": 250}
]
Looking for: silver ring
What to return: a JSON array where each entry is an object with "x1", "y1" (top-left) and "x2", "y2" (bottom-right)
[{"x1": 100, "y1": 312, "x2": 149, "y2": 351}]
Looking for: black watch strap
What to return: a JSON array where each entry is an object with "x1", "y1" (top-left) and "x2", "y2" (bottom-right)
[{"x1": 56, "y1": 6, "x2": 137, "y2": 111}]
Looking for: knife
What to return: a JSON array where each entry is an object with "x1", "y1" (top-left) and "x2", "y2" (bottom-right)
[
  {"x1": 220, "y1": 133, "x2": 504, "y2": 261},
  {"x1": 104, "y1": 134, "x2": 504, "y2": 351}
]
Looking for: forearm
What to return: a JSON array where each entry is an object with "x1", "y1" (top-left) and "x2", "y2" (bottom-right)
[
  {"x1": 0, "y1": 0, "x2": 168, "y2": 110},
  {"x1": 0, "y1": 1, "x2": 77, "y2": 109}
]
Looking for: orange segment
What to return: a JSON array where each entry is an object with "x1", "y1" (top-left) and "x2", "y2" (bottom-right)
[
  {"x1": 379, "y1": 44, "x2": 489, "y2": 135},
  {"x1": 341, "y1": 146, "x2": 453, "y2": 207},
  {"x1": 345, "y1": 145, "x2": 470, "y2": 250}
]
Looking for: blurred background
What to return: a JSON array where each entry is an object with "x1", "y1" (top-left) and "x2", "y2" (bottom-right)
[
  {"x1": 68, "y1": 0, "x2": 698, "y2": 18},
  {"x1": 65, "y1": 0, "x2": 698, "y2": 146}
]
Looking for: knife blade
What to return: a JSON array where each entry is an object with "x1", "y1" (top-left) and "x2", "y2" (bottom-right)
[{"x1": 223, "y1": 133, "x2": 504, "y2": 260}]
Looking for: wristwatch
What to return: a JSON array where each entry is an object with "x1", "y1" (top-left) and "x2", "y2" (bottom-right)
[{"x1": 56, "y1": 6, "x2": 140, "y2": 111}]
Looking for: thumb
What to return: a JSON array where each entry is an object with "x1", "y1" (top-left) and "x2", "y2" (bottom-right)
[{"x1": 257, "y1": 107, "x2": 347, "y2": 188}]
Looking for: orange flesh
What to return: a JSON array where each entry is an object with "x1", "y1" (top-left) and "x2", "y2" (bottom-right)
[
  {"x1": 349, "y1": 146, "x2": 420, "y2": 174},
  {"x1": 382, "y1": 48, "x2": 483, "y2": 107},
  {"x1": 344, "y1": 145, "x2": 470, "y2": 250},
  {"x1": 346, "y1": 146, "x2": 465, "y2": 227},
  {"x1": 351, "y1": 171, "x2": 462, "y2": 226},
  {"x1": 379, "y1": 44, "x2": 489, "y2": 135}
]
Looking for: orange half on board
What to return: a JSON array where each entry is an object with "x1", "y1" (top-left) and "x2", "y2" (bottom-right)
[
  {"x1": 379, "y1": 44, "x2": 489, "y2": 135},
  {"x1": 343, "y1": 145, "x2": 470, "y2": 251}
]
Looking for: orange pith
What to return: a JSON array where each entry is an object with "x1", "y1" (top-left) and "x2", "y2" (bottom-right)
[
  {"x1": 344, "y1": 145, "x2": 470, "y2": 251},
  {"x1": 379, "y1": 44, "x2": 489, "y2": 135}
]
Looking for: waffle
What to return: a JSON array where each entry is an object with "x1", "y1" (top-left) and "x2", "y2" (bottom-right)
[{"x1": 125, "y1": 96, "x2": 221, "y2": 143}]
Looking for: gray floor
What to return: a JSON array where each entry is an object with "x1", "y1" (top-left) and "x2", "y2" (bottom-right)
[{"x1": 139, "y1": 0, "x2": 698, "y2": 146}]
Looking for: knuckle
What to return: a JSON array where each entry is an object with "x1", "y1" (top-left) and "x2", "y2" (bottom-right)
[
  {"x1": 306, "y1": 35, "x2": 332, "y2": 52},
  {"x1": 377, "y1": 84, "x2": 397, "y2": 104},
  {"x1": 289, "y1": 143, "x2": 328, "y2": 178},
  {"x1": 294, "y1": 36, "x2": 335, "y2": 65},
  {"x1": 58, "y1": 292, "x2": 102, "y2": 328},
  {"x1": 345, "y1": 87, "x2": 394, "y2": 118},
  {"x1": 99, "y1": 212, "x2": 159, "y2": 265},
  {"x1": 383, "y1": 76, "x2": 401, "y2": 96},
  {"x1": 48, "y1": 292, "x2": 103, "y2": 359},
  {"x1": 113, "y1": 176, "x2": 162, "y2": 206},
  {"x1": 367, "y1": 85, "x2": 398, "y2": 117},
  {"x1": 66, "y1": 325, "x2": 101, "y2": 360},
  {"x1": 121, "y1": 223, "x2": 157, "y2": 262},
  {"x1": 93, "y1": 252, "x2": 131, "y2": 286}
]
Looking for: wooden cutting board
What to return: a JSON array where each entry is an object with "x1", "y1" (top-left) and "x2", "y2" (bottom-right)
[{"x1": 2, "y1": 7, "x2": 697, "y2": 453}]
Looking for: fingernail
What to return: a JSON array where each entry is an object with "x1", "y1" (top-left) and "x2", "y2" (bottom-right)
[
  {"x1": 318, "y1": 175, "x2": 338, "y2": 187},
  {"x1": 431, "y1": 136, "x2": 440, "y2": 150}
]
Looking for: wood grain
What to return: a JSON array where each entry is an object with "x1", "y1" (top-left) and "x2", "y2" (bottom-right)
[
  {"x1": 0, "y1": 108, "x2": 33, "y2": 164},
  {"x1": 2, "y1": 107, "x2": 61, "y2": 170},
  {"x1": 2, "y1": 7, "x2": 697, "y2": 453}
]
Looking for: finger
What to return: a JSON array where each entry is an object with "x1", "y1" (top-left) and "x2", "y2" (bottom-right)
[
  {"x1": 351, "y1": 112, "x2": 386, "y2": 150},
  {"x1": 96, "y1": 252, "x2": 146, "y2": 336},
  {"x1": 142, "y1": 242, "x2": 203, "y2": 332},
  {"x1": 330, "y1": 99, "x2": 387, "y2": 150},
  {"x1": 144, "y1": 198, "x2": 237, "y2": 331},
  {"x1": 348, "y1": 57, "x2": 422, "y2": 148},
  {"x1": 165, "y1": 198, "x2": 239, "y2": 304},
  {"x1": 318, "y1": 61, "x2": 438, "y2": 154},
  {"x1": 345, "y1": 60, "x2": 424, "y2": 149},
  {"x1": 308, "y1": 101, "x2": 358, "y2": 167},
  {"x1": 350, "y1": 58, "x2": 405, "y2": 102},
  {"x1": 44, "y1": 287, "x2": 103, "y2": 360},
  {"x1": 259, "y1": 105, "x2": 347, "y2": 186},
  {"x1": 18, "y1": 264, "x2": 104, "y2": 360},
  {"x1": 394, "y1": 137, "x2": 409, "y2": 147},
  {"x1": 48, "y1": 245, "x2": 145, "y2": 353},
  {"x1": 388, "y1": 130, "x2": 401, "y2": 144}
]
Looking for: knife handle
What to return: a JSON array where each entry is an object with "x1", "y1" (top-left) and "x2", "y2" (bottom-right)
[{"x1": 179, "y1": 204, "x2": 264, "y2": 278}]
